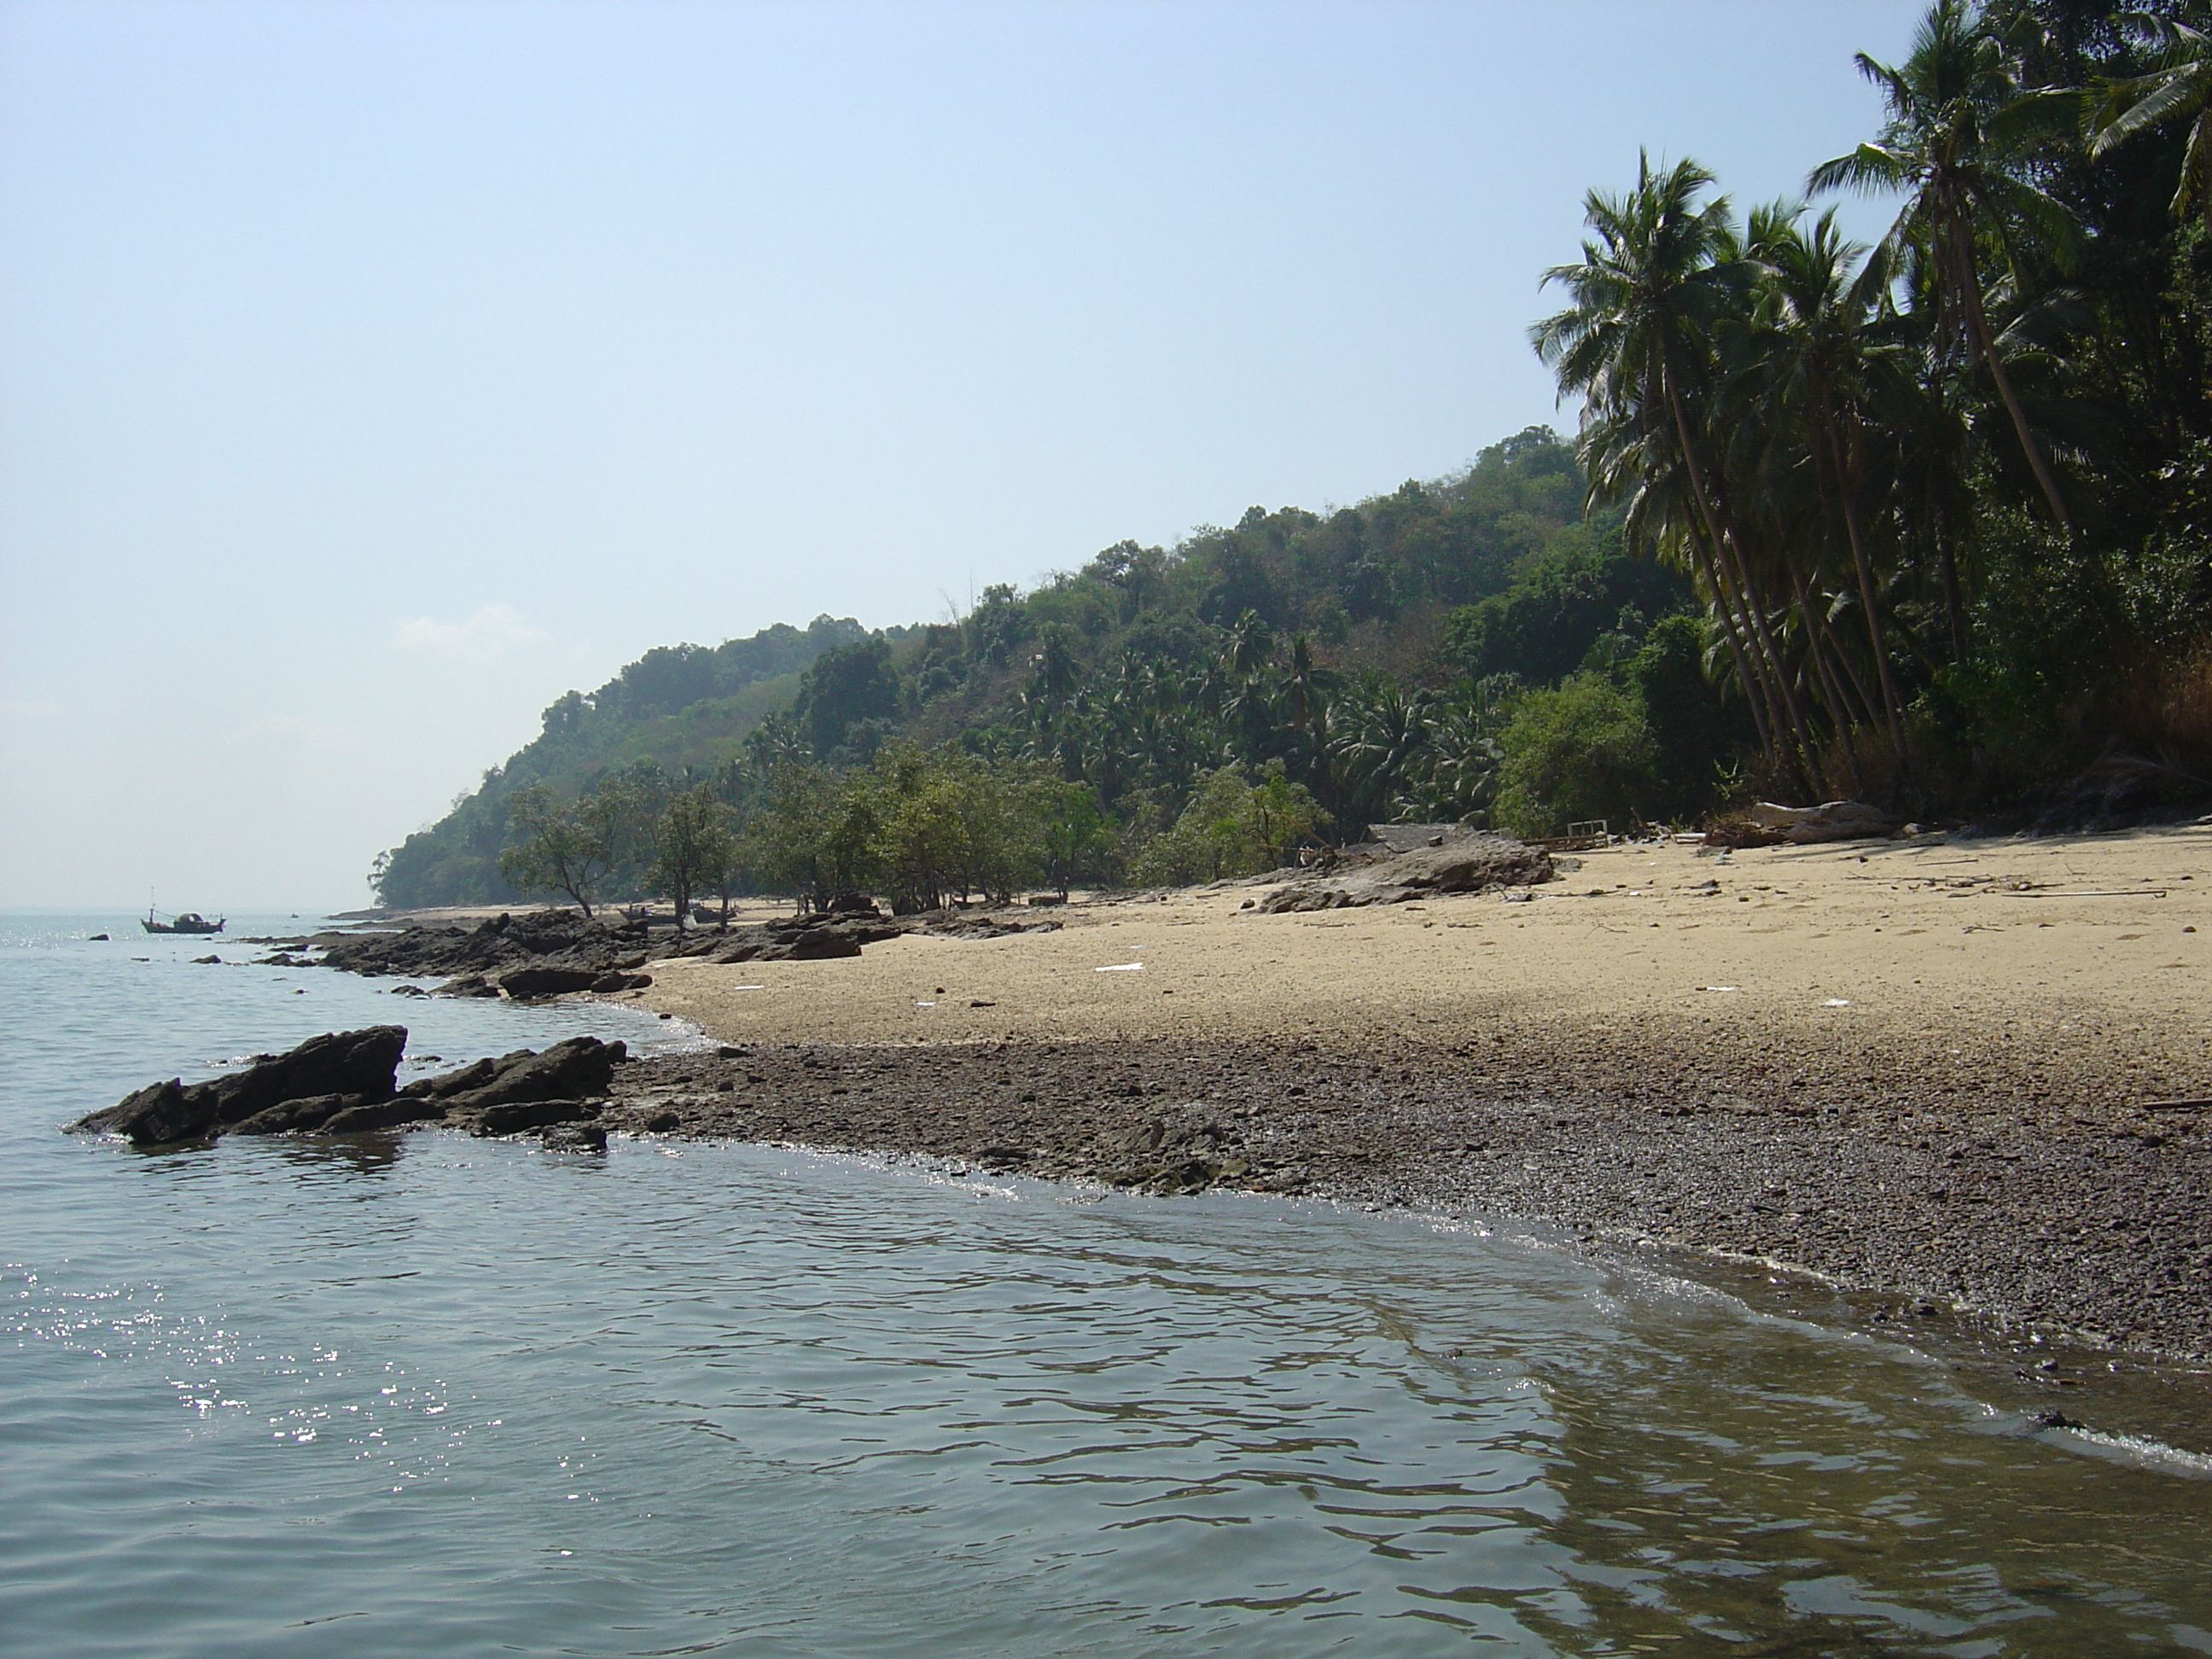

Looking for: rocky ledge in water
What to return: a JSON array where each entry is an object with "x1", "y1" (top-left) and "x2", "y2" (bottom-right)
[
  {"x1": 274, "y1": 903, "x2": 1058, "y2": 999},
  {"x1": 67, "y1": 1027, "x2": 626, "y2": 1147}
]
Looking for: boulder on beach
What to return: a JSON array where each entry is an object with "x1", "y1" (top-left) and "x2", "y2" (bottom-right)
[
  {"x1": 1254, "y1": 833, "x2": 1555, "y2": 913},
  {"x1": 1709, "y1": 800, "x2": 1898, "y2": 847},
  {"x1": 69, "y1": 1026, "x2": 409, "y2": 1146}
]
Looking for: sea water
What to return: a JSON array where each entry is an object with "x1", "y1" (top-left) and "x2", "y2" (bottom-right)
[{"x1": 3, "y1": 911, "x2": 2209, "y2": 1658}]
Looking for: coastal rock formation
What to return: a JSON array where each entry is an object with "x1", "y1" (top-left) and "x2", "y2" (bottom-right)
[
  {"x1": 68, "y1": 1029, "x2": 626, "y2": 1147},
  {"x1": 70, "y1": 1025, "x2": 408, "y2": 1146},
  {"x1": 1254, "y1": 833, "x2": 1554, "y2": 912},
  {"x1": 498, "y1": 964, "x2": 608, "y2": 998},
  {"x1": 317, "y1": 909, "x2": 648, "y2": 981},
  {"x1": 290, "y1": 901, "x2": 1058, "y2": 998},
  {"x1": 667, "y1": 910, "x2": 899, "y2": 963},
  {"x1": 395, "y1": 1034, "x2": 624, "y2": 1119}
]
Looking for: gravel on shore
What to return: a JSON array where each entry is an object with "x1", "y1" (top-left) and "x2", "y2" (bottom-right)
[{"x1": 598, "y1": 1003, "x2": 2212, "y2": 1365}]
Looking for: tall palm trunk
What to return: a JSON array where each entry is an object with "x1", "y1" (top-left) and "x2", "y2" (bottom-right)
[
  {"x1": 1668, "y1": 383, "x2": 1822, "y2": 794},
  {"x1": 1690, "y1": 539, "x2": 1775, "y2": 757},
  {"x1": 1778, "y1": 549, "x2": 1868, "y2": 798},
  {"x1": 1945, "y1": 214, "x2": 2073, "y2": 533},
  {"x1": 1816, "y1": 392, "x2": 1914, "y2": 783}
]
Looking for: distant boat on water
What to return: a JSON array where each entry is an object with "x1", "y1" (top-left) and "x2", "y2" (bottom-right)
[{"x1": 141, "y1": 905, "x2": 224, "y2": 935}]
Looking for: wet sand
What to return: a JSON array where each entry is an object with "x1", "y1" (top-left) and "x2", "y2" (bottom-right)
[{"x1": 608, "y1": 824, "x2": 2212, "y2": 1360}]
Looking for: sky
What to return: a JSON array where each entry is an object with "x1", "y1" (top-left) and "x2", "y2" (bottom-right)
[{"x1": 0, "y1": 0, "x2": 1928, "y2": 910}]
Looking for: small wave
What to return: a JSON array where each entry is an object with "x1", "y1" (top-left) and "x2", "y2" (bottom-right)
[{"x1": 2054, "y1": 1423, "x2": 2212, "y2": 1478}]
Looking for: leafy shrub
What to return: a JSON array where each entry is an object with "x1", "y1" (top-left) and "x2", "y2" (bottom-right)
[{"x1": 1493, "y1": 673, "x2": 1658, "y2": 837}]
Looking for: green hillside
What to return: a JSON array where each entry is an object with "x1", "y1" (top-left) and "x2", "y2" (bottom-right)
[
  {"x1": 375, "y1": 0, "x2": 2212, "y2": 912},
  {"x1": 372, "y1": 617, "x2": 866, "y2": 906},
  {"x1": 373, "y1": 427, "x2": 1715, "y2": 908}
]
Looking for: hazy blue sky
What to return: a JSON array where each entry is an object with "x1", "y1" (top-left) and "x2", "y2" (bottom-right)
[{"x1": 1, "y1": 0, "x2": 1925, "y2": 909}]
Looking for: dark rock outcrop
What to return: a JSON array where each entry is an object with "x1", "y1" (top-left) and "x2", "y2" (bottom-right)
[
  {"x1": 316, "y1": 909, "x2": 646, "y2": 982},
  {"x1": 69, "y1": 1029, "x2": 625, "y2": 1147},
  {"x1": 82, "y1": 1079, "x2": 201, "y2": 1145},
  {"x1": 672, "y1": 911, "x2": 895, "y2": 963},
  {"x1": 228, "y1": 1092, "x2": 365, "y2": 1135},
  {"x1": 497, "y1": 964, "x2": 605, "y2": 998},
  {"x1": 323, "y1": 1097, "x2": 450, "y2": 1133},
  {"x1": 475, "y1": 1097, "x2": 593, "y2": 1135},
  {"x1": 70, "y1": 1026, "x2": 408, "y2": 1146},
  {"x1": 425, "y1": 1036, "x2": 625, "y2": 1121},
  {"x1": 303, "y1": 900, "x2": 1044, "y2": 995},
  {"x1": 539, "y1": 1122, "x2": 608, "y2": 1153},
  {"x1": 912, "y1": 913, "x2": 1062, "y2": 940}
]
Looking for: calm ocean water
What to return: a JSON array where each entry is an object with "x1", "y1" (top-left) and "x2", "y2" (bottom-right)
[{"x1": 3, "y1": 911, "x2": 2209, "y2": 1657}]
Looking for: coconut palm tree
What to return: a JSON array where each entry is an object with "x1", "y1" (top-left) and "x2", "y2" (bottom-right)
[
  {"x1": 1810, "y1": 0, "x2": 2078, "y2": 531},
  {"x1": 2085, "y1": 8, "x2": 2212, "y2": 226},
  {"x1": 1534, "y1": 153, "x2": 1826, "y2": 794},
  {"x1": 1331, "y1": 673, "x2": 1436, "y2": 824},
  {"x1": 1733, "y1": 205, "x2": 1917, "y2": 777}
]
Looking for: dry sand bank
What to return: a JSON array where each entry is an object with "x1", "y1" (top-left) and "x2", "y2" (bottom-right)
[
  {"x1": 602, "y1": 824, "x2": 2212, "y2": 1368},
  {"x1": 637, "y1": 825, "x2": 2209, "y2": 1066}
]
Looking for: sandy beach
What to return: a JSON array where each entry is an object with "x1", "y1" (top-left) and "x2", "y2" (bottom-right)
[
  {"x1": 634, "y1": 825, "x2": 2207, "y2": 1064},
  {"x1": 593, "y1": 822, "x2": 2212, "y2": 1365}
]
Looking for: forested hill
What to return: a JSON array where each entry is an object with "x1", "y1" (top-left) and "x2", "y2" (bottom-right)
[
  {"x1": 377, "y1": 0, "x2": 2212, "y2": 912},
  {"x1": 372, "y1": 427, "x2": 1707, "y2": 907},
  {"x1": 373, "y1": 615, "x2": 868, "y2": 905}
]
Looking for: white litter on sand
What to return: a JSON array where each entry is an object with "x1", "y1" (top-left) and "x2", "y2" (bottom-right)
[{"x1": 1095, "y1": 963, "x2": 1144, "y2": 973}]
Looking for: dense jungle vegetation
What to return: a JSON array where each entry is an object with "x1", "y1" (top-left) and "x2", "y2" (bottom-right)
[{"x1": 375, "y1": 0, "x2": 2212, "y2": 915}]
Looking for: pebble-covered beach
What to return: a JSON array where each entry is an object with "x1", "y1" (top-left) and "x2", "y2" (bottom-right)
[{"x1": 604, "y1": 822, "x2": 2211, "y2": 1361}]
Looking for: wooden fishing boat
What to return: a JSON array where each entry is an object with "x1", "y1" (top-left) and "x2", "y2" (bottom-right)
[{"x1": 141, "y1": 906, "x2": 224, "y2": 934}]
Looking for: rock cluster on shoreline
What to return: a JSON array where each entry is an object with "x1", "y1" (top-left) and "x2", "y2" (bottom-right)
[
  {"x1": 69, "y1": 1027, "x2": 626, "y2": 1147},
  {"x1": 276, "y1": 902, "x2": 1061, "y2": 999}
]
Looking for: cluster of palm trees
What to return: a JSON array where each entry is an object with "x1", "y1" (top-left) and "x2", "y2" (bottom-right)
[
  {"x1": 1538, "y1": 0, "x2": 2212, "y2": 805},
  {"x1": 998, "y1": 611, "x2": 1515, "y2": 834}
]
